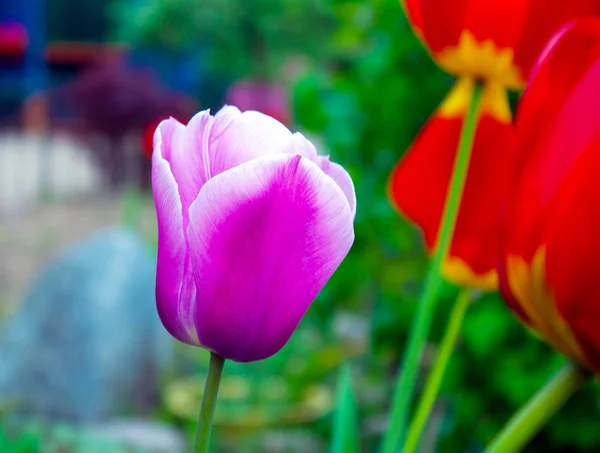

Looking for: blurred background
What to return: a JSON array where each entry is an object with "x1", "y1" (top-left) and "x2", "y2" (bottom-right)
[{"x1": 1, "y1": 0, "x2": 599, "y2": 452}]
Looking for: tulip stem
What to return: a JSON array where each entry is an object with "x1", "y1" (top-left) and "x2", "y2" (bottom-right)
[
  {"x1": 484, "y1": 361, "x2": 588, "y2": 453},
  {"x1": 381, "y1": 80, "x2": 483, "y2": 453},
  {"x1": 193, "y1": 352, "x2": 225, "y2": 453},
  {"x1": 402, "y1": 287, "x2": 473, "y2": 453}
]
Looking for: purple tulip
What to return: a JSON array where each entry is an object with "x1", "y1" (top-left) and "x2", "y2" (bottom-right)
[{"x1": 152, "y1": 106, "x2": 355, "y2": 362}]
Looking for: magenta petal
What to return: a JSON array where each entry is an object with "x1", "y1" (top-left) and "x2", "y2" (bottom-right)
[
  {"x1": 152, "y1": 129, "x2": 199, "y2": 345},
  {"x1": 280, "y1": 134, "x2": 355, "y2": 215},
  {"x1": 187, "y1": 154, "x2": 354, "y2": 362}
]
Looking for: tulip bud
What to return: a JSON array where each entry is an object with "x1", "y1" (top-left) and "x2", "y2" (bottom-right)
[{"x1": 152, "y1": 106, "x2": 355, "y2": 362}]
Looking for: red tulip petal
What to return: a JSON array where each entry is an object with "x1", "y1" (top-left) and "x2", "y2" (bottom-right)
[
  {"x1": 389, "y1": 78, "x2": 516, "y2": 290},
  {"x1": 513, "y1": 1, "x2": 600, "y2": 80},
  {"x1": 544, "y1": 137, "x2": 600, "y2": 370},
  {"x1": 500, "y1": 18, "x2": 600, "y2": 371},
  {"x1": 502, "y1": 19, "x2": 600, "y2": 263},
  {"x1": 515, "y1": 18, "x2": 600, "y2": 178},
  {"x1": 462, "y1": 0, "x2": 528, "y2": 50},
  {"x1": 419, "y1": 0, "x2": 467, "y2": 54},
  {"x1": 408, "y1": 1, "x2": 600, "y2": 89}
]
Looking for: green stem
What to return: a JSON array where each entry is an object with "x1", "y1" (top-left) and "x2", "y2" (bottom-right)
[
  {"x1": 381, "y1": 81, "x2": 483, "y2": 453},
  {"x1": 193, "y1": 352, "x2": 225, "y2": 453},
  {"x1": 484, "y1": 362, "x2": 588, "y2": 453},
  {"x1": 402, "y1": 288, "x2": 472, "y2": 453}
]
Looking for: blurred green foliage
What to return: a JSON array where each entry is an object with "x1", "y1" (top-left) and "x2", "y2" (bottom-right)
[
  {"x1": 0, "y1": 424, "x2": 40, "y2": 453},
  {"x1": 110, "y1": 0, "x2": 338, "y2": 79},
  {"x1": 330, "y1": 365, "x2": 359, "y2": 453},
  {"x1": 164, "y1": 326, "x2": 363, "y2": 430},
  {"x1": 0, "y1": 422, "x2": 157, "y2": 453}
]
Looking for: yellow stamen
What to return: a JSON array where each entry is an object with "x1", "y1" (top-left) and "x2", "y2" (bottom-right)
[
  {"x1": 439, "y1": 77, "x2": 512, "y2": 123},
  {"x1": 437, "y1": 30, "x2": 525, "y2": 90}
]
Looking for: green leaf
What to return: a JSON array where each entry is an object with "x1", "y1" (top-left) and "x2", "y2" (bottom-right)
[{"x1": 330, "y1": 365, "x2": 359, "y2": 453}]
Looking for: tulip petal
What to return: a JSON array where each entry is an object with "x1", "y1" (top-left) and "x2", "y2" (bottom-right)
[
  {"x1": 281, "y1": 131, "x2": 320, "y2": 161},
  {"x1": 281, "y1": 134, "x2": 355, "y2": 216},
  {"x1": 536, "y1": 61, "x2": 600, "y2": 370},
  {"x1": 187, "y1": 153, "x2": 354, "y2": 362},
  {"x1": 514, "y1": 1, "x2": 600, "y2": 81},
  {"x1": 462, "y1": 0, "x2": 528, "y2": 50},
  {"x1": 500, "y1": 18, "x2": 600, "y2": 372},
  {"x1": 168, "y1": 111, "x2": 213, "y2": 218},
  {"x1": 211, "y1": 104, "x2": 242, "y2": 138},
  {"x1": 544, "y1": 138, "x2": 600, "y2": 370},
  {"x1": 319, "y1": 156, "x2": 356, "y2": 218},
  {"x1": 409, "y1": 1, "x2": 600, "y2": 87},
  {"x1": 419, "y1": 0, "x2": 467, "y2": 53},
  {"x1": 267, "y1": 132, "x2": 355, "y2": 214},
  {"x1": 162, "y1": 106, "x2": 243, "y2": 216},
  {"x1": 389, "y1": 79, "x2": 516, "y2": 290},
  {"x1": 503, "y1": 19, "x2": 600, "y2": 261},
  {"x1": 152, "y1": 124, "x2": 199, "y2": 345},
  {"x1": 209, "y1": 110, "x2": 293, "y2": 174}
]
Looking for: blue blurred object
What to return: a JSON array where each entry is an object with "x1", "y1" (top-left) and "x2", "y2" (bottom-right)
[
  {"x1": 0, "y1": 228, "x2": 171, "y2": 422},
  {"x1": 0, "y1": 0, "x2": 48, "y2": 106},
  {"x1": 128, "y1": 47, "x2": 204, "y2": 97}
]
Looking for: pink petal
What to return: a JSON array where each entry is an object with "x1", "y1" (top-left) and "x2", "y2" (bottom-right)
[
  {"x1": 283, "y1": 132, "x2": 320, "y2": 161},
  {"x1": 157, "y1": 112, "x2": 213, "y2": 232},
  {"x1": 152, "y1": 128, "x2": 199, "y2": 345},
  {"x1": 186, "y1": 154, "x2": 354, "y2": 362},
  {"x1": 211, "y1": 105, "x2": 242, "y2": 139},
  {"x1": 209, "y1": 110, "x2": 293, "y2": 173},
  {"x1": 158, "y1": 107, "x2": 294, "y2": 218},
  {"x1": 319, "y1": 157, "x2": 356, "y2": 218},
  {"x1": 156, "y1": 107, "x2": 243, "y2": 218}
]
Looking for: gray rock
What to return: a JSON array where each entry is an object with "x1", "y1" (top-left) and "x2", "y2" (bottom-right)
[{"x1": 0, "y1": 227, "x2": 172, "y2": 422}]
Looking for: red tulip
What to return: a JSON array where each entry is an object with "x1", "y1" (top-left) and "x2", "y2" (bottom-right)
[
  {"x1": 389, "y1": 1, "x2": 600, "y2": 290},
  {"x1": 499, "y1": 17, "x2": 600, "y2": 371}
]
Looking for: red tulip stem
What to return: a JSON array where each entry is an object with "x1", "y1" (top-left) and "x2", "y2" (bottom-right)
[
  {"x1": 402, "y1": 287, "x2": 474, "y2": 453},
  {"x1": 381, "y1": 80, "x2": 483, "y2": 453},
  {"x1": 484, "y1": 361, "x2": 588, "y2": 453},
  {"x1": 193, "y1": 352, "x2": 225, "y2": 453}
]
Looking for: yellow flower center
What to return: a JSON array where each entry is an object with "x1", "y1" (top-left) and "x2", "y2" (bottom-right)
[{"x1": 437, "y1": 30, "x2": 525, "y2": 90}]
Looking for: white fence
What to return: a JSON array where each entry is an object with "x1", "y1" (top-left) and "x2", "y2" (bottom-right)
[{"x1": 0, "y1": 131, "x2": 150, "y2": 219}]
